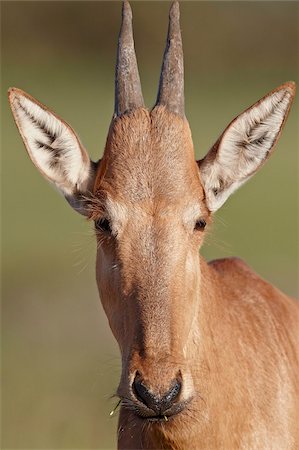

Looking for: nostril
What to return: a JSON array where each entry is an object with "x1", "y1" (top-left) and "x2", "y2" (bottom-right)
[
  {"x1": 164, "y1": 378, "x2": 181, "y2": 405},
  {"x1": 132, "y1": 373, "x2": 182, "y2": 414},
  {"x1": 133, "y1": 373, "x2": 156, "y2": 408}
]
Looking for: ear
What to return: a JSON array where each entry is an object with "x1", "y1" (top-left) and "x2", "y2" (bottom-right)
[
  {"x1": 198, "y1": 82, "x2": 296, "y2": 212},
  {"x1": 8, "y1": 87, "x2": 96, "y2": 215}
]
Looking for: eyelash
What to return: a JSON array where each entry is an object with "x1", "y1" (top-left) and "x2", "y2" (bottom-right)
[
  {"x1": 95, "y1": 218, "x2": 112, "y2": 233},
  {"x1": 194, "y1": 219, "x2": 206, "y2": 231}
]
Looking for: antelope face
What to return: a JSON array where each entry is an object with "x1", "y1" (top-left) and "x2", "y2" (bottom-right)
[{"x1": 92, "y1": 107, "x2": 209, "y2": 420}]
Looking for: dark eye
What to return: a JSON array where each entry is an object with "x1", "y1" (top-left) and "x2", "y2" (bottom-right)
[
  {"x1": 194, "y1": 219, "x2": 206, "y2": 231},
  {"x1": 95, "y1": 218, "x2": 112, "y2": 233}
]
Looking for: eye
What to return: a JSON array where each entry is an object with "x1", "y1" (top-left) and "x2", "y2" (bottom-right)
[
  {"x1": 95, "y1": 217, "x2": 112, "y2": 234},
  {"x1": 194, "y1": 219, "x2": 206, "y2": 231}
]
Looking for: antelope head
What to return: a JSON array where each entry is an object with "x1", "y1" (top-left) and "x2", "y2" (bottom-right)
[{"x1": 8, "y1": 0, "x2": 295, "y2": 435}]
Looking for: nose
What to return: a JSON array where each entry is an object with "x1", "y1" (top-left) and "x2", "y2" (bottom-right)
[{"x1": 132, "y1": 372, "x2": 182, "y2": 415}]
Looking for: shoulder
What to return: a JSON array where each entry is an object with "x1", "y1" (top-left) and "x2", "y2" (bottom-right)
[
  {"x1": 208, "y1": 256, "x2": 299, "y2": 315},
  {"x1": 208, "y1": 256, "x2": 262, "y2": 286},
  {"x1": 209, "y1": 256, "x2": 253, "y2": 275}
]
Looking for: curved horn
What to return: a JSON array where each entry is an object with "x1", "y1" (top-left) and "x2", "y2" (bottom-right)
[
  {"x1": 115, "y1": 0, "x2": 144, "y2": 116},
  {"x1": 156, "y1": 1, "x2": 184, "y2": 116}
]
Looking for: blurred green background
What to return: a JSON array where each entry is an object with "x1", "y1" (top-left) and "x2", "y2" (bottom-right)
[{"x1": 1, "y1": 1, "x2": 298, "y2": 449}]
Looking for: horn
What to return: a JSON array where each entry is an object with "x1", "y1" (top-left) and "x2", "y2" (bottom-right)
[
  {"x1": 115, "y1": 0, "x2": 144, "y2": 116},
  {"x1": 156, "y1": 1, "x2": 184, "y2": 116}
]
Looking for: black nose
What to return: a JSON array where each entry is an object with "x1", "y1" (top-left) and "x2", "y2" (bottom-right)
[{"x1": 132, "y1": 373, "x2": 182, "y2": 414}]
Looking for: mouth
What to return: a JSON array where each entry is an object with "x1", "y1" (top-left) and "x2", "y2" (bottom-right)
[
  {"x1": 138, "y1": 409, "x2": 181, "y2": 423},
  {"x1": 144, "y1": 414, "x2": 173, "y2": 423},
  {"x1": 126, "y1": 399, "x2": 190, "y2": 423}
]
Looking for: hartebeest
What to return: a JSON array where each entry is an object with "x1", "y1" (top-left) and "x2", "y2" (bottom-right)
[{"x1": 8, "y1": 1, "x2": 298, "y2": 449}]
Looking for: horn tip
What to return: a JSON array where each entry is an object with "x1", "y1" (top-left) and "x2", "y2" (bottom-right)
[
  {"x1": 122, "y1": 0, "x2": 132, "y2": 18},
  {"x1": 170, "y1": 1, "x2": 180, "y2": 18}
]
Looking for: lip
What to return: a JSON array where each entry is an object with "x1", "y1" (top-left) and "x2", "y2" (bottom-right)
[
  {"x1": 143, "y1": 414, "x2": 175, "y2": 423},
  {"x1": 133, "y1": 399, "x2": 190, "y2": 422}
]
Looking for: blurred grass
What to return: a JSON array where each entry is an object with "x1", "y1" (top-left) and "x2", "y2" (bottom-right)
[{"x1": 1, "y1": 1, "x2": 298, "y2": 449}]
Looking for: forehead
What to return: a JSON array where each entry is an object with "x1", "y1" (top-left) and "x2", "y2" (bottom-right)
[{"x1": 94, "y1": 106, "x2": 204, "y2": 205}]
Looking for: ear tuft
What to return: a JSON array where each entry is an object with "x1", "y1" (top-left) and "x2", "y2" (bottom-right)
[
  {"x1": 199, "y1": 82, "x2": 296, "y2": 212},
  {"x1": 8, "y1": 88, "x2": 95, "y2": 215}
]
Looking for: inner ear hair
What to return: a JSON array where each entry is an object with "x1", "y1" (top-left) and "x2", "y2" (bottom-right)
[{"x1": 198, "y1": 81, "x2": 296, "y2": 212}]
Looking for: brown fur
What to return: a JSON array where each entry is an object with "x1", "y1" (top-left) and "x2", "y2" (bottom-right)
[{"x1": 92, "y1": 107, "x2": 299, "y2": 449}]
